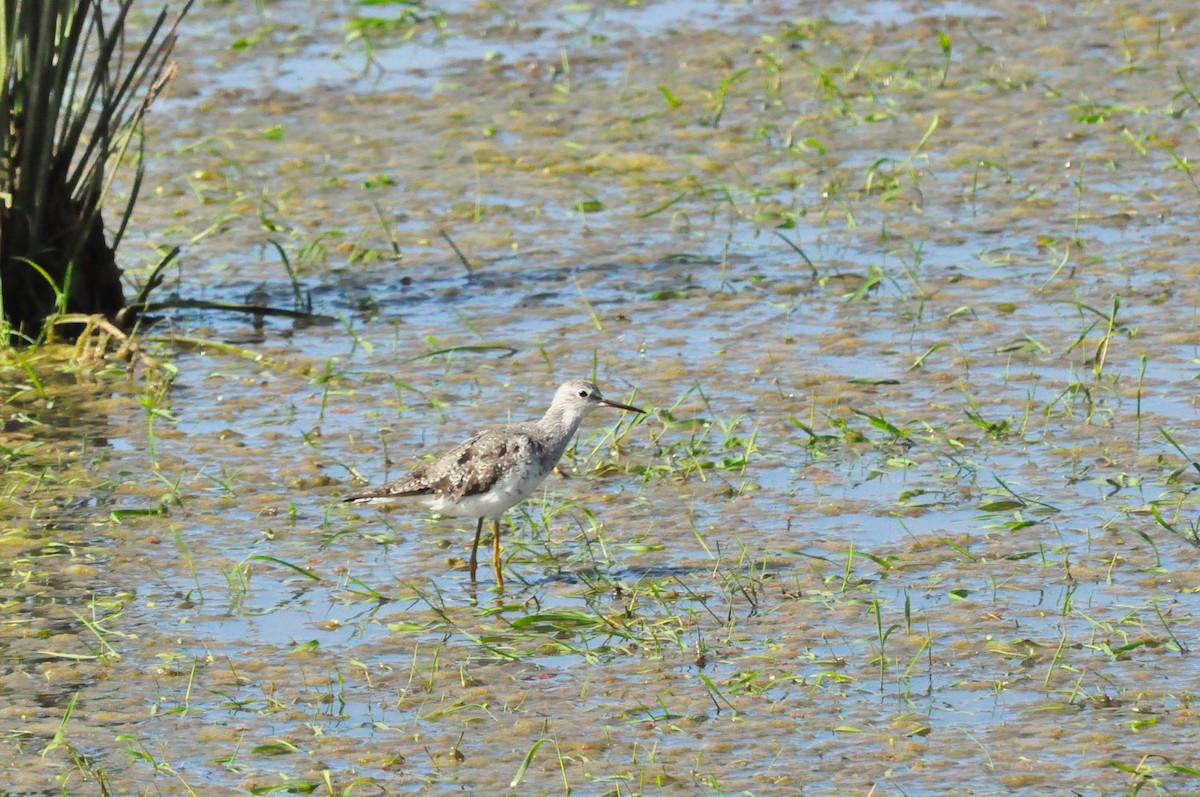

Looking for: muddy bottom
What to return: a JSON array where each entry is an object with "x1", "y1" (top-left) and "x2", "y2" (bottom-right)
[{"x1": 3, "y1": 0, "x2": 1200, "y2": 794}]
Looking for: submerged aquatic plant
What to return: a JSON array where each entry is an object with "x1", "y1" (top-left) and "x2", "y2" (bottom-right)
[{"x1": 0, "y1": 0, "x2": 192, "y2": 342}]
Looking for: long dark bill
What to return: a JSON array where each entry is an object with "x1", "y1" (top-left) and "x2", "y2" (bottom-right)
[{"x1": 600, "y1": 398, "x2": 645, "y2": 415}]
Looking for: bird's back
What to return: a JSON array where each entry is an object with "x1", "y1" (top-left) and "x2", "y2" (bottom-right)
[{"x1": 345, "y1": 422, "x2": 550, "y2": 512}]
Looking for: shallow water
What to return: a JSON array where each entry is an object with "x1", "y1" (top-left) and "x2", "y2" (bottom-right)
[{"x1": 4, "y1": 0, "x2": 1200, "y2": 793}]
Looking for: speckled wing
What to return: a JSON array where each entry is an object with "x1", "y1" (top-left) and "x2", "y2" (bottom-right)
[{"x1": 345, "y1": 429, "x2": 538, "y2": 504}]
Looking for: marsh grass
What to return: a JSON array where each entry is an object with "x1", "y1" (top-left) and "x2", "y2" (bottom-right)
[
  {"x1": 0, "y1": 0, "x2": 192, "y2": 340},
  {"x1": 10, "y1": 2, "x2": 1200, "y2": 794}
]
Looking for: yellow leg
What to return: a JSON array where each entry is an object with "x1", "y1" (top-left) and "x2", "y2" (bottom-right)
[
  {"x1": 492, "y1": 519, "x2": 504, "y2": 587},
  {"x1": 469, "y1": 518, "x2": 483, "y2": 582}
]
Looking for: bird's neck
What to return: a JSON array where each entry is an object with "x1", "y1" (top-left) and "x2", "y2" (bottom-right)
[{"x1": 539, "y1": 406, "x2": 586, "y2": 459}]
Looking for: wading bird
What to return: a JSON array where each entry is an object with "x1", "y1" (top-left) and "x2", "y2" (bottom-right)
[{"x1": 344, "y1": 380, "x2": 644, "y2": 586}]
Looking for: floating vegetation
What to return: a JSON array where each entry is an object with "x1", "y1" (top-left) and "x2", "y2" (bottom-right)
[{"x1": 4, "y1": 0, "x2": 1200, "y2": 794}]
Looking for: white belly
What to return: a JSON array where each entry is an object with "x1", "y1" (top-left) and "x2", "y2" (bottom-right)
[{"x1": 423, "y1": 460, "x2": 547, "y2": 519}]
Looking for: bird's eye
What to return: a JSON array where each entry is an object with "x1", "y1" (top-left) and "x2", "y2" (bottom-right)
[{"x1": 578, "y1": 390, "x2": 590, "y2": 398}]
